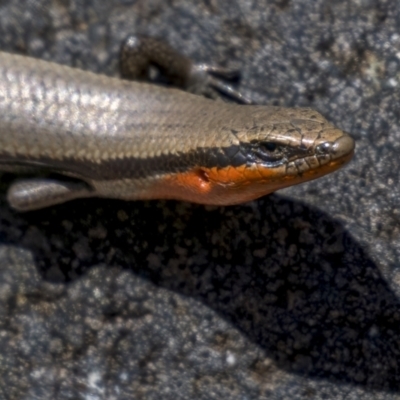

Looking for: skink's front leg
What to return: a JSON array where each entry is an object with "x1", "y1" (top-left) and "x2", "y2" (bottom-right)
[
  {"x1": 7, "y1": 179, "x2": 92, "y2": 211},
  {"x1": 120, "y1": 36, "x2": 252, "y2": 104}
]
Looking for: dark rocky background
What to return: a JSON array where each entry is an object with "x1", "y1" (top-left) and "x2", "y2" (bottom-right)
[{"x1": 0, "y1": 0, "x2": 399, "y2": 399}]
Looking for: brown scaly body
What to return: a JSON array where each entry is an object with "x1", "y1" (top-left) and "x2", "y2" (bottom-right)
[{"x1": 0, "y1": 39, "x2": 354, "y2": 211}]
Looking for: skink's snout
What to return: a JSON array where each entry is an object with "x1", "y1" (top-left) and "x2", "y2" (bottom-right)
[{"x1": 315, "y1": 132, "x2": 355, "y2": 162}]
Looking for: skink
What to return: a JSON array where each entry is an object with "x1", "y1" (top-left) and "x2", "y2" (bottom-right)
[{"x1": 0, "y1": 38, "x2": 355, "y2": 211}]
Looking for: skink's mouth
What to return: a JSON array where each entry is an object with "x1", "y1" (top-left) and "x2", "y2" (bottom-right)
[
  {"x1": 241, "y1": 129, "x2": 355, "y2": 172},
  {"x1": 264, "y1": 131, "x2": 355, "y2": 186}
]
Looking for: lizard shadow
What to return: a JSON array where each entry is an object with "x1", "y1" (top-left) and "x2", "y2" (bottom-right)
[{"x1": 1, "y1": 193, "x2": 399, "y2": 391}]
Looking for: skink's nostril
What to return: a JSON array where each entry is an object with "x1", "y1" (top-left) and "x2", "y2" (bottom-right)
[
  {"x1": 316, "y1": 142, "x2": 332, "y2": 154},
  {"x1": 315, "y1": 134, "x2": 355, "y2": 159}
]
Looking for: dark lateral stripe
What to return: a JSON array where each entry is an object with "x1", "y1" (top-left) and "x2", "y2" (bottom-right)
[{"x1": 0, "y1": 144, "x2": 251, "y2": 181}]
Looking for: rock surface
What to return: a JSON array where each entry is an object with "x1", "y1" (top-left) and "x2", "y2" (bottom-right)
[{"x1": 0, "y1": 0, "x2": 399, "y2": 398}]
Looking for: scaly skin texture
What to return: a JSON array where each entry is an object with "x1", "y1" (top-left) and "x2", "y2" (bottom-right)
[{"x1": 0, "y1": 51, "x2": 355, "y2": 210}]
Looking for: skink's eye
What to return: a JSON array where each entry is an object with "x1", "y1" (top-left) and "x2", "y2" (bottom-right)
[
  {"x1": 252, "y1": 141, "x2": 284, "y2": 163},
  {"x1": 260, "y1": 142, "x2": 278, "y2": 153}
]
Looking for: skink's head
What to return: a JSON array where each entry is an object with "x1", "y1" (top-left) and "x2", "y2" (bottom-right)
[
  {"x1": 187, "y1": 106, "x2": 355, "y2": 205},
  {"x1": 203, "y1": 107, "x2": 355, "y2": 202}
]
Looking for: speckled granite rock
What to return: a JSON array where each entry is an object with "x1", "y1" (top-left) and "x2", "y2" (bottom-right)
[{"x1": 0, "y1": 0, "x2": 400, "y2": 399}]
